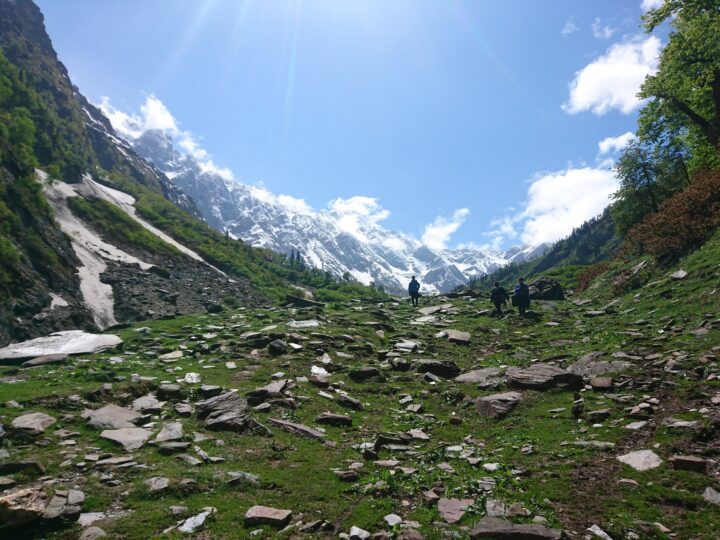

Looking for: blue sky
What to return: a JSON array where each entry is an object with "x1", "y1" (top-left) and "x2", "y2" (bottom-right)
[{"x1": 37, "y1": 0, "x2": 666, "y2": 250}]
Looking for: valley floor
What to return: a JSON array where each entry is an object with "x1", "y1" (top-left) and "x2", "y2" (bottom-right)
[{"x1": 1, "y1": 233, "x2": 719, "y2": 539}]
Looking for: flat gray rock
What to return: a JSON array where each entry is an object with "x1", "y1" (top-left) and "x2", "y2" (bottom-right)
[
  {"x1": 0, "y1": 331, "x2": 122, "y2": 361},
  {"x1": 507, "y1": 364, "x2": 582, "y2": 391},
  {"x1": 470, "y1": 517, "x2": 562, "y2": 539},
  {"x1": 196, "y1": 392, "x2": 251, "y2": 432},
  {"x1": 83, "y1": 405, "x2": 141, "y2": 430},
  {"x1": 568, "y1": 353, "x2": 633, "y2": 378},
  {"x1": 154, "y1": 422, "x2": 183, "y2": 443},
  {"x1": 244, "y1": 505, "x2": 292, "y2": 527},
  {"x1": 269, "y1": 418, "x2": 325, "y2": 441},
  {"x1": 79, "y1": 527, "x2": 107, "y2": 540},
  {"x1": 131, "y1": 394, "x2": 163, "y2": 413},
  {"x1": 617, "y1": 450, "x2": 662, "y2": 471},
  {"x1": 11, "y1": 413, "x2": 56, "y2": 436},
  {"x1": 144, "y1": 477, "x2": 170, "y2": 492},
  {"x1": 455, "y1": 368, "x2": 503, "y2": 386},
  {"x1": 100, "y1": 427, "x2": 152, "y2": 451},
  {"x1": 703, "y1": 486, "x2": 720, "y2": 505},
  {"x1": 476, "y1": 392, "x2": 522, "y2": 419},
  {"x1": 438, "y1": 497, "x2": 474, "y2": 524}
]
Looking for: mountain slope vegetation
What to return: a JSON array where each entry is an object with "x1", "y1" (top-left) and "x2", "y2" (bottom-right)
[{"x1": 0, "y1": 0, "x2": 386, "y2": 346}]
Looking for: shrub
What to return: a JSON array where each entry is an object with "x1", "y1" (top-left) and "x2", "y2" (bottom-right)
[
  {"x1": 576, "y1": 261, "x2": 610, "y2": 292},
  {"x1": 621, "y1": 169, "x2": 720, "y2": 264}
]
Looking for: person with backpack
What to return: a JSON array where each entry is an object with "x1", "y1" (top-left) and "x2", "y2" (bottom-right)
[
  {"x1": 408, "y1": 276, "x2": 421, "y2": 307},
  {"x1": 490, "y1": 281, "x2": 509, "y2": 316},
  {"x1": 513, "y1": 277, "x2": 531, "y2": 317}
]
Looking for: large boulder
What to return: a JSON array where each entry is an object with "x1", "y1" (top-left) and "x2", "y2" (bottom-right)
[
  {"x1": 82, "y1": 404, "x2": 142, "y2": 430},
  {"x1": 476, "y1": 392, "x2": 522, "y2": 419},
  {"x1": 528, "y1": 277, "x2": 564, "y2": 301},
  {"x1": 195, "y1": 392, "x2": 251, "y2": 432},
  {"x1": 0, "y1": 486, "x2": 47, "y2": 527},
  {"x1": 414, "y1": 359, "x2": 461, "y2": 379},
  {"x1": 11, "y1": 413, "x2": 56, "y2": 437},
  {"x1": 455, "y1": 368, "x2": 504, "y2": 388},
  {"x1": 507, "y1": 364, "x2": 582, "y2": 391},
  {"x1": 567, "y1": 352, "x2": 634, "y2": 378}
]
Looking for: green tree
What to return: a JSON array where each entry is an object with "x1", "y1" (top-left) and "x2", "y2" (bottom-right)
[
  {"x1": 611, "y1": 139, "x2": 689, "y2": 234},
  {"x1": 639, "y1": 0, "x2": 720, "y2": 170}
]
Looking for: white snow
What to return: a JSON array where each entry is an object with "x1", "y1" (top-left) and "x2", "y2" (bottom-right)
[
  {"x1": 0, "y1": 330, "x2": 123, "y2": 360},
  {"x1": 49, "y1": 293, "x2": 69, "y2": 310},
  {"x1": 44, "y1": 176, "x2": 151, "y2": 328},
  {"x1": 41, "y1": 171, "x2": 225, "y2": 328}
]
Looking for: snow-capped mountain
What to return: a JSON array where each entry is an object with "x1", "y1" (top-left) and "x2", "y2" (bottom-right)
[{"x1": 125, "y1": 129, "x2": 546, "y2": 294}]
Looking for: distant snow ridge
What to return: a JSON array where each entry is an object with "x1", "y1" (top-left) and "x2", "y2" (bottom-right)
[{"x1": 122, "y1": 129, "x2": 546, "y2": 294}]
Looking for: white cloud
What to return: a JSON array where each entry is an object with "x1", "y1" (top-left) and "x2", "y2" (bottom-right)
[
  {"x1": 139, "y1": 96, "x2": 179, "y2": 133},
  {"x1": 382, "y1": 237, "x2": 406, "y2": 251},
  {"x1": 591, "y1": 17, "x2": 617, "y2": 40},
  {"x1": 98, "y1": 97, "x2": 144, "y2": 139},
  {"x1": 561, "y1": 17, "x2": 578, "y2": 37},
  {"x1": 248, "y1": 186, "x2": 313, "y2": 214},
  {"x1": 562, "y1": 36, "x2": 661, "y2": 115},
  {"x1": 598, "y1": 131, "x2": 636, "y2": 156},
  {"x1": 520, "y1": 167, "x2": 618, "y2": 245},
  {"x1": 421, "y1": 208, "x2": 470, "y2": 250},
  {"x1": 327, "y1": 196, "x2": 390, "y2": 242},
  {"x1": 277, "y1": 194, "x2": 313, "y2": 214},
  {"x1": 99, "y1": 95, "x2": 238, "y2": 183},
  {"x1": 641, "y1": 0, "x2": 664, "y2": 12}
]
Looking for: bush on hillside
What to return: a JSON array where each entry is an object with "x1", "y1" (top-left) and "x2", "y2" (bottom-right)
[
  {"x1": 621, "y1": 169, "x2": 720, "y2": 264},
  {"x1": 576, "y1": 262, "x2": 609, "y2": 292}
]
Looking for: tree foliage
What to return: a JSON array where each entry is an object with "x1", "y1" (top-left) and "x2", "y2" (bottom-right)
[{"x1": 639, "y1": 0, "x2": 720, "y2": 170}]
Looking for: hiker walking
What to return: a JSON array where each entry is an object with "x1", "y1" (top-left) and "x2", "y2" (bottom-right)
[
  {"x1": 490, "y1": 281, "x2": 509, "y2": 316},
  {"x1": 512, "y1": 277, "x2": 531, "y2": 317},
  {"x1": 408, "y1": 276, "x2": 421, "y2": 307}
]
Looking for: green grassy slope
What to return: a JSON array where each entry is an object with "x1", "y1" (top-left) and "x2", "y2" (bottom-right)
[{"x1": 1, "y1": 230, "x2": 718, "y2": 539}]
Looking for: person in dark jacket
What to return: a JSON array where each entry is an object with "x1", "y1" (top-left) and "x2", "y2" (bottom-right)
[
  {"x1": 513, "y1": 277, "x2": 531, "y2": 317},
  {"x1": 490, "y1": 281, "x2": 509, "y2": 316},
  {"x1": 408, "y1": 276, "x2": 421, "y2": 306}
]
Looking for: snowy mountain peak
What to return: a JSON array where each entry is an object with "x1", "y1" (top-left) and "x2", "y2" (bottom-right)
[{"x1": 114, "y1": 127, "x2": 545, "y2": 294}]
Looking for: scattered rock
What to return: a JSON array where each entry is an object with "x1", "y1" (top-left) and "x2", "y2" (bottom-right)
[
  {"x1": 455, "y1": 367, "x2": 503, "y2": 387},
  {"x1": 100, "y1": 427, "x2": 152, "y2": 451},
  {"x1": 79, "y1": 527, "x2": 107, "y2": 540},
  {"x1": 22, "y1": 353, "x2": 68, "y2": 367},
  {"x1": 154, "y1": 422, "x2": 184, "y2": 443},
  {"x1": 617, "y1": 450, "x2": 663, "y2": 472},
  {"x1": 469, "y1": 517, "x2": 562, "y2": 539},
  {"x1": 11, "y1": 412, "x2": 56, "y2": 436},
  {"x1": 507, "y1": 364, "x2": 582, "y2": 391},
  {"x1": 269, "y1": 418, "x2": 325, "y2": 441},
  {"x1": 144, "y1": 477, "x2": 170, "y2": 492},
  {"x1": 316, "y1": 412, "x2": 352, "y2": 427},
  {"x1": 177, "y1": 507, "x2": 216, "y2": 533},
  {"x1": 196, "y1": 392, "x2": 251, "y2": 432},
  {"x1": 703, "y1": 486, "x2": 720, "y2": 505},
  {"x1": 83, "y1": 405, "x2": 142, "y2": 430},
  {"x1": 670, "y1": 455, "x2": 706, "y2": 473},
  {"x1": 414, "y1": 359, "x2": 461, "y2": 379},
  {"x1": 437, "y1": 498, "x2": 474, "y2": 524},
  {"x1": 0, "y1": 486, "x2": 47, "y2": 526},
  {"x1": 244, "y1": 505, "x2": 292, "y2": 527},
  {"x1": 476, "y1": 392, "x2": 522, "y2": 419}
]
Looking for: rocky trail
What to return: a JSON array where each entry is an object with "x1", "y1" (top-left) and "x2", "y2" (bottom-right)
[{"x1": 0, "y1": 246, "x2": 719, "y2": 539}]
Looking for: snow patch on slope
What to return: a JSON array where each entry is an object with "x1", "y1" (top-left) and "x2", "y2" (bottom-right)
[{"x1": 41, "y1": 171, "x2": 225, "y2": 328}]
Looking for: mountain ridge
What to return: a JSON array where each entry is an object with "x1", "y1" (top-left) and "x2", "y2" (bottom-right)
[{"x1": 123, "y1": 127, "x2": 548, "y2": 294}]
